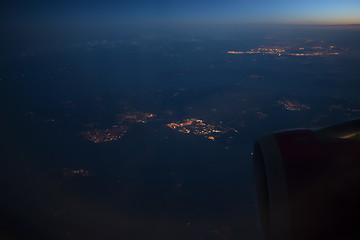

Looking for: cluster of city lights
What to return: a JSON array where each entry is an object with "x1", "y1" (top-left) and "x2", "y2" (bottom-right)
[
  {"x1": 62, "y1": 168, "x2": 92, "y2": 177},
  {"x1": 81, "y1": 125, "x2": 129, "y2": 143},
  {"x1": 277, "y1": 99, "x2": 311, "y2": 111},
  {"x1": 228, "y1": 44, "x2": 344, "y2": 57},
  {"x1": 167, "y1": 118, "x2": 238, "y2": 141},
  {"x1": 81, "y1": 111, "x2": 156, "y2": 143}
]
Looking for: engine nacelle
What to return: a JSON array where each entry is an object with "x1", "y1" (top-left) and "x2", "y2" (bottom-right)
[{"x1": 253, "y1": 119, "x2": 360, "y2": 240}]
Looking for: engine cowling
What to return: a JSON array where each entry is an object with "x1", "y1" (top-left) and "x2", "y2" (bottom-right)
[{"x1": 253, "y1": 119, "x2": 360, "y2": 240}]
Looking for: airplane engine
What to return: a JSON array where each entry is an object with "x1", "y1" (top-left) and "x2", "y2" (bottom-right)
[{"x1": 253, "y1": 119, "x2": 360, "y2": 240}]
